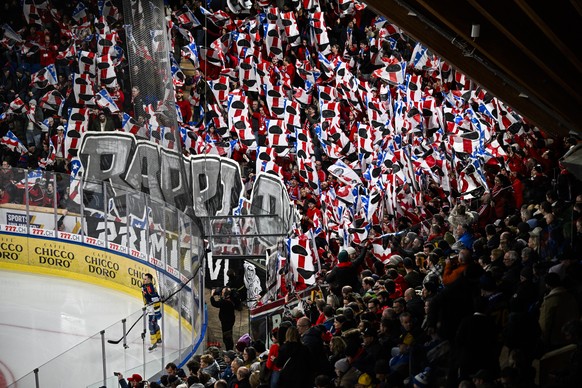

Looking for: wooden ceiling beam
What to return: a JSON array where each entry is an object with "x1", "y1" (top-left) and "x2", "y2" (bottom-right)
[{"x1": 364, "y1": 0, "x2": 579, "y2": 136}]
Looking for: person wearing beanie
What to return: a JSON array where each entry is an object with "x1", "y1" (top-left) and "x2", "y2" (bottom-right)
[
  {"x1": 24, "y1": 98, "x2": 44, "y2": 148},
  {"x1": 326, "y1": 245, "x2": 368, "y2": 297},
  {"x1": 413, "y1": 367, "x2": 431, "y2": 387},
  {"x1": 356, "y1": 373, "x2": 373, "y2": 387}
]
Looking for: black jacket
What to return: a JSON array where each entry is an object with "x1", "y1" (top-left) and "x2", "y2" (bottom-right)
[
  {"x1": 325, "y1": 247, "x2": 367, "y2": 295},
  {"x1": 210, "y1": 295, "x2": 236, "y2": 329}
]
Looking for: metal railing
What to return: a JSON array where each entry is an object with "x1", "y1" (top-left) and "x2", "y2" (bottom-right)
[{"x1": 0, "y1": 167, "x2": 206, "y2": 388}]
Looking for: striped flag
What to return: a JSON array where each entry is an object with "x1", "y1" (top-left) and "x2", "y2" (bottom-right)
[
  {"x1": 1, "y1": 130, "x2": 29, "y2": 154},
  {"x1": 73, "y1": 73, "x2": 96, "y2": 105},
  {"x1": 95, "y1": 89, "x2": 119, "y2": 112},
  {"x1": 372, "y1": 58, "x2": 407, "y2": 85},
  {"x1": 38, "y1": 139, "x2": 56, "y2": 169},
  {"x1": 173, "y1": 5, "x2": 201, "y2": 28},
  {"x1": 8, "y1": 97, "x2": 26, "y2": 113},
  {"x1": 181, "y1": 42, "x2": 200, "y2": 69},
  {"x1": 30, "y1": 64, "x2": 58, "y2": 89},
  {"x1": 281, "y1": 11, "x2": 300, "y2": 46},
  {"x1": 411, "y1": 42, "x2": 430, "y2": 70},
  {"x1": 287, "y1": 237, "x2": 316, "y2": 286}
]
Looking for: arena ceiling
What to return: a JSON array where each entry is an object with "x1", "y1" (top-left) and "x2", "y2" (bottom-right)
[{"x1": 365, "y1": 0, "x2": 582, "y2": 139}]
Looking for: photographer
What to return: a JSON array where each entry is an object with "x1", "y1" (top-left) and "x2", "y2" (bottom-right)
[
  {"x1": 115, "y1": 372, "x2": 144, "y2": 388},
  {"x1": 210, "y1": 287, "x2": 236, "y2": 350}
]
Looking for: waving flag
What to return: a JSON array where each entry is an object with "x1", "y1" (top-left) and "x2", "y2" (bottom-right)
[
  {"x1": 73, "y1": 73, "x2": 95, "y2": 105},
  {"x1": 97, "y1": 54, "x2": 117, "y2": 86},
  {"x1": 265, "y1": 23, "x2": 283, "y2": 59},
  {"x1": 39, "y1": 139, "x2": 56, "y2": 169},
  {"x1": 256, "y1": 146, "x2": 283, "y2": 177},
  {"x1": 457, "y1": 159, "x2": 488, "y2": 199},
  {"x1": 411, "y1": 42, "x2": 430, "y2": 70},
  {"x1": 23, "y1": 0, "x2": 41, "y2": 25},
  {"x1": 287, "y1": 237, "x2": 316, "y2": 286},
  {"x1": 173, "y1": 5, "x2": 201, "y2": 28},
  {"x1": 281, "y1": 12, "x2": 300, "y2": 46},
  {"x1": 8, "y1": 97, "x2": 26, "y2": 113},
  {"x1": 372, "y1": 58, "x2": 407, "y2": 85},
  {"x1": 309, "y1": 12, "x2": 330, "y2": 54},
  {"x1": 78, "y1": 51, "x2": 96, "y2": 76},
  {"x1": 56, "y1": 41, "x2": 76, "y2": 60},
  {"x1": 328, "y1": 160, "x2": 362, "y2": 187},
  {"x1": 266, "y1": 119, "x2": 289, "y2": 156},
  {"x1": 30, "y1": 64, "x2": 58, "y2": 89},
  {"x1": 65, "y1": 107, "x2": 89, "y2": 159},
  {"x1": 95, "y1": 88, "x2": 119, "y2": 112},
  {"x1": 209, "y1": 76, "x2": 230, "y2": 105},
  {"x1": 96, "y1": 32, "x2": 117, "y2": 56},
  {"x1": 1, "y1": 130, "x2": 29, "y2": 154},
  {"x1": 72, "y1": 2, "x2": 88, "y2": 24},
  {"x1": 1, "y1": 24, "x2": 24, "y2": 43},
  {"x1": 265, "y1": 84, "x2": 285, "y2": 118},
  {"x1": 98, "y1": 0, "x2": 119, "y2": 19},
  {"x1": 182, "y1": 42, "x2": 200, "y2": 69},
  {"x1": 121, "y1": 112, "x2": 147, "y2": 137}
]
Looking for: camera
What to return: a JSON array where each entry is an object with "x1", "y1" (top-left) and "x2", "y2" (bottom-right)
[{"x1": 114, "y1": 372, "x2": 120, "y2": 376}]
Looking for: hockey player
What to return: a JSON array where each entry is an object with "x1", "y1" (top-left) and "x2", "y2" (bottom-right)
[{"x1": 142, "y1": 273, "x2": 162, "y2": 351}]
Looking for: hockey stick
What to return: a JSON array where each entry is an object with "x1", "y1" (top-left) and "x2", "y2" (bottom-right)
[
  {"x1": 107, "y1": 311, "x2": 145, "y2": 345},
  {"x1": 107, "y1": 262, "x2": 202, "y2": 345}
]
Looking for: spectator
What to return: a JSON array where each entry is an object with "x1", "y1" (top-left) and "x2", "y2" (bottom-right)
[
  {"x1": 539, "y1": 273, "x2": 580, "y2": 350},
  {"x1": 89, "y1": 110, "x2": 115, "y2": 132},
  {"x1": 275, "y1": 326, "x2": 314, "y2": 387},
  {"x1": 115, "y1": 372, "x2": 142, "y2": 388},
  {"x1": 210, "y1": 287, "x2": 236, "y2": 350},
  {"x1": 325, "y1": 246, "x2": 367, "y2": 297}
]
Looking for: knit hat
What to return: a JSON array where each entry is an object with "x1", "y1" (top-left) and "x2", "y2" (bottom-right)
[
  {"x1": 413, "y1": 367, "x2": 430, "y2": 387},
  {"x1": 223, "y1": 350, "x2": 237, "y2": 361},
  {"x1": 443, "y1": 232, "x2": 456, "y2": 246},
  {"x1": 357, "y1": 373, "x2": 373, "y2": 387},
  {"x1": 207, "y1": 346, "x2": 220, "y2": 359},
  {"x1": 346, "y1": 247, "x2": 357, "y2": 256},
  {"x1": 334, "y1": 358, "x2": 350, "y2": 373},
  {"x1": 529, "y1": 227, "x2": 543, "y2": 237},
  {"x1": 386, "y1": 254, "x2": 403, "y2": 267},
  {"x1": 338, "y1": 250, "x2": 349, "y2": 262}
]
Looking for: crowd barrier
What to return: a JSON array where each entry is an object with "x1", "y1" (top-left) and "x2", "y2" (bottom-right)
[{"x1": 0, "y1": 167, "x2": 206, "y2": 388}]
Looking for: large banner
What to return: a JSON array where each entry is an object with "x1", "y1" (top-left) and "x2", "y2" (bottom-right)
[
  {"x1": 77, "y1": 133, "x2": 294, "y2": 289},
  {"x1": 0, "y1": 233, "x2": 163, "y2": 294}
]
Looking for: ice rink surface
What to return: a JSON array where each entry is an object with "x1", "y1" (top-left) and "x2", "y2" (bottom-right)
[{"x1": 0, "y1": 270, "x2": 187, "y2": 388}]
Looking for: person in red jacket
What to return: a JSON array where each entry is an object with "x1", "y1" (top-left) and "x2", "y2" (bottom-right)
[
  {"x1": 39, "y1": 33, "x2": 58, "y2": 67},
  {"x1": 175, "y1": 88, "x2": 192, "y2": 123},
  {"x1": 0, "y1": 187, "x2": 10, "y2": 204}
]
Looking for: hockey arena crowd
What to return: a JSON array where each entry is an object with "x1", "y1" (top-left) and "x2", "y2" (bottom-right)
[{"x1": 1, "y1": 0, "x2": 582, "y2": 387}]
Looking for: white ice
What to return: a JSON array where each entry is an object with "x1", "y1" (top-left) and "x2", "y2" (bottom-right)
[{"x1": 0, "y1": 270, "x2": 190, "y2": 388}]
